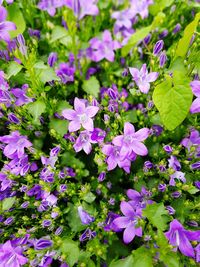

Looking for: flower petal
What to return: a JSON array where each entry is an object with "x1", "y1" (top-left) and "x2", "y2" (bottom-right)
[
  {"x1": 130, "y1": 140, "x2": 148, "y2": 156},
  {"x1": 112, "y1": 217, "x2": 130, "y2": 228},
  {"x1": 123, "y1": 224, "x2": 136, "y2": 244},
  {"x1": 124, "y1": 122, "x2": 135, "y2": 135},
  {"x1": 190, "y1": 98, "x2": 200, "y2": 114},
  {"x1": 120, "y1": 201, "x2": 135, "y2": 217},
  {"x1": 82, "y1": 118, "x2": 94, "y2": 131},
  {"x1": 86, "y1": 106, "x2": 99, "y2": 118},
  {"x1": 62, "y1": 109, "x2": 77, "y2": 120},
  {"x1": 134, "y1": 128, "x2": 149, "y2": 141},
  {"x1": 146, "y1": 72, "x2": 159, "y2": 82},
  {"x1": 68, "y1": 120, "x2": 81, "y2": 132},
  {"x1": 74, "y1": 98, "x2": 86, "y2": 113}
]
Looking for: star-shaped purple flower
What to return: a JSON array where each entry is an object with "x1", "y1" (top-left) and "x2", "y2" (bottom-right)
[
  {"x1": 38, "y1": 0, "x2": 65, "y2": 16},
  {"x1": 112, "y1": 122, "x2": 149, "y2": 158},
  {"x1": 62, "y1": 98, "x2": 99, "y2": 132},
  {"x1": 73, "y1": 130, "x2": 96, "y2": 154},
  {"x1": 190, "y1": 80, "x2": 200, "y2": 113},
  {"x1": 0, "y1": 6, "x2": 16, "y2": 42},
  {"x1": 112, "y1": 201, "x2": 142, "y2": 244},
  {"x1": 129, "y1": 64, "x2": 158, "y2": 94},
  {"x1": 90, "y1": 30, "x2": 121, "y2": 62},
  {"x1": 165, "y1": 219, "x2": 200, "y2": 258}
]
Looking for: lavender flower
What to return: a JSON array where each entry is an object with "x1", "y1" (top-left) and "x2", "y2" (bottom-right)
[
  {"x1": 129, "y1": 64, "x2": 158, "y2": 94},
  {"x1": 38, "y1": 0, "x2": 65, "y2": 16},
  {"x1": 130, "y1": 0, "x2": 153, "y2": 19},
  {"x1": 73, "y1": 130, "x2": 96, "y2": 154},
  {"x1": 127, "y1": 187, "x2": 153, "y2": 209},
  {"x1": 65, "y1": 0, "x2": 99, "y2": 20},
  {"x1": 153, "y1": 40, "x2": 164, "y2": 56},
  {"x1": 190, "y1": 80, "x2": 200, "y2": 113},
  {"x1": 195, "y1": 244, "x2": 200, "y2": 263},
  {"x1": 0, "y1": 6, "x2": 16, "y2": 42},
  {"x1": 112, "y1": 201, "x2": 142, "y2": 244},
  {"x1": 112, "y1": 9, "x2": 134, "y2": 30},
  {"x1": 165, "y1": 219, "x2": 200, "y2": 258},
  {"x1": 0, "y1": 241, "x2": 27, "y2": 266},
  {"x1": 78, "y1": 206, "x2": 95, "y2": 225},
  {"x1": 79, "y1": 228, "x2": 96, "y2": 242},
  {"x1": 48, "y1": 52, "x2": 57, "y2": 67},
  {"x1": 159, "y1": 51, "x2": 167, "y2": 67},
  {"x1": 89, "y1": 30, "x2": 121, "y2": 62},
  {"x1": 169, "y1": 171, "x2": 186, "y2": 186},
  {"x1": 62, "y1": 97, "x2": 99, "y2": 132},
  {"x1": 56, "y1": 63, "x2": 75, "y2": 84},
  {"x1": 35, "y1": 238, "x2": 53, "y2": 250},
  {"x1": 0, "y1": 131, "x2": 32, "y2": 159}
]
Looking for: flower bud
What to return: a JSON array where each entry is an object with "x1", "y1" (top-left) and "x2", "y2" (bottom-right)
[{"x1": 153, "y1": 40, "x2": 164, "y2": 56}]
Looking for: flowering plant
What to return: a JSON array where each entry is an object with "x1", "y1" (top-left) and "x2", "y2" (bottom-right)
[{"x1": 0, "y1": 0, "x2": 199, "y2": 266}]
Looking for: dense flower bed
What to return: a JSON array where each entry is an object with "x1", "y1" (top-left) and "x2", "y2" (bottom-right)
[{"x1": 0, "y1": 0, "x2": 200, "y2": 266}]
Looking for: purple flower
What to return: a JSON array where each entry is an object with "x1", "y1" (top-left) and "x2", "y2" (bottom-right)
[
  {"x1": 38, "y1": 0, "x2": 65, "y2": 16},
  {"x1": 48, "y1": 52, "x2": 57, "y2": 67},
  {"x1": 112, "y1": 201, "x2": 142, "y2": 244},
  {"x1": 129, "y1": 64, "x2": 158, "y2": 94},
  {"x1": 56, "y1": 63, "x2": 75, "y2": 84},
  {"x1": 8, "y1": 113, "x2": 20, "y2": 124},
  {"x1": 0, "y1": 240, "x2": 27, "y2": 266},
  {"x1": 166, "y1": 206, "x2": 175, "y2": 215},
  {"x1": 165, "y1": 219, "x2": 200, "y2": 258},
  {"x1": 153, "y1": 40, "x2": 164, "y2": 56},
  {"x1": 112, "y1": 9, "x2": 134, "y2": 29},
  {"x1": 159, "y1": 51, "x2": 167, "y2": 67},
  {"x1": 3, "y1": 154, "x2": 30, "y2": 176},
  {"x1": 0, "y1": 6, "x2": 16, "y2": 42},
  {"x1": 17, "y1": 34, "x2": 27, "y2": 56},
  {"x1": 35, "y1": 238, "x2": 53, "y2": 250},
  {"x1": 79, "y1": 228, "x2": 96, "y2": 242},
  {"x1": 11, "y1": 87, "x2": 33, "y2": 106},
  {"x1": 173, "y1": 23, "x2": 181, "y2": 34},
  {"x1": 91, "y1": 128, "x2": 106, "y2": 143},
  {"x1": 191, "y1": 162, "x2": 200, "y2": 170},
  {"x1": 195, "y1": 244, "x2": 200, "y2": 263},
  {"x1": 169, "y1": 171, "x2": 186, "y2": 186},
  {"x1": 102, "y1": 144, "x2": 132, "y2": 173},
  {"x1": 181, "y1": 129, "x2": 200, "y2": 151},
  {"x1": 40, "y1": 168, "x2": 54, "y2": 183},
  {"x1": 127, "y1": 187, "x2": 152, "y2": 209},
  {"x1": 73, "y1": 130, "x2": 96, "y2": 154},
  {"x1": 112, "y1": 122, "x2": 149, "y2": 158},
  {"x1": 65, "y1": 0, "x2": 99, "y2": 20},
  {"x1": 0, "y1": 131, "x2": 32, "y2": 159},
  {"x1": 130, "y1": 0, "x2": 153, "y2": 19},
  {"x1": 158, "y1": 184, "x2": 166, "y2": 192},
  {"x1": 89, "y1": 30, "x2": 121, "y2": 62},
  {"x1": 190, "y1": 81, "x2": 200, "y2": 113},
  {"x1": 168, "y1": 156, "x2": 181, "y2": 171},
  {"x1": 62, "y1": 97, "x2": 99, "y2": 132},
  {"x1": 78, "y1": 206, "x2": 95, "y2": 225},
  {"x1": 163, "y1": 145, "x2": 173, "y2": 153}
]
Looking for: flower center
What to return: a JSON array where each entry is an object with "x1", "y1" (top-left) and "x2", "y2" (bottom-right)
[
  {"x1": 80, "y1": 134, "x2": 89, "y2": 143},
  {"x1": 79, "y1": 114, "x2": 88, "y2": 123}
]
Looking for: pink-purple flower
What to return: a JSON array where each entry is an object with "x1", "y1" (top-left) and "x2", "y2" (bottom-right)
[
  {"x1": 62, "y1": 97, "x2": 99, "y2": 132},
  {"x1": 190, "y1": 80, "x2": 200, "y2": 114},
  {"x1": 0, "y1": 5, "x2": 16, "y2": 42},
  {"x1": 129, "y1": 64, "x2": 158, "y2": 94},
  {"x1": 165, "y1": 219, "x2": 200, "y2": 258},
  {"x1": 37, "y1": 0, "x2": 65, "y2": 16},
  {"x1": 112, "y1": 201, "x2": 142, "y2": 244},
  {"x1": 89, "y1": 30, "x2": 121, "y2": 62},
  {"x1": 73, "y1": 130, "x2": 96, "y2": 154}
]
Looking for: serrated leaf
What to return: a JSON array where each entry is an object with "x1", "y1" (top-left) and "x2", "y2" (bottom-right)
[
  {"x1": 7, "y1": 61, "x2": 23, "y2": 79},
  {"x1": 50, "y1": 26, "x2": 68, "y2": 43},
  {"x1": 132, "y1": 247, "x2": 153, "y2": 267},
  {"x1": 39, "y1": 67, "x2": 60, "y2": 83},
  {"x1": 149, "y1": 0, "x2": 174, "y2": 15},
  {"x1": 175, "y1": 12, "x2": 200, "y2": 58},
  {"x1": 2, "y1": 197, "x2": 16, "y2": 211},
  {"x1": 143, "y1": 203, "x2": 169, "y2": 230},
  {"x1": 61, "y1": 238, "x2": 80, "y2": 267},
  {"x1": 109, "y1": 255, "x2": 134, "y2": 267},
  {"x1": 152, "y1": 73, "x2": 192, "y2": 130},
  {"x1": 7, "y1": 4, "x2": 26, "y2": 38},
  {"x1": 83, "y1": 192, "x2": 96, "y2": 203},
  {"x1": 27, "y1": 100, "x2": 46, "y2": 124},
  {"x1": 49, "y1": 118, "x2": 68, "y2": 136},
  {"x1": 82, "y1": 76, "x2": 100, "y2": 97}
]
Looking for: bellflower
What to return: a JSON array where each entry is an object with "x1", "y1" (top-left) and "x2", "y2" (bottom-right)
[
  {"x1": 11, "y1": 86, "x2": 33, "y2": 106},
  {"x1": 56, "y1": 63, "x2": 75, "y2": 84},
  {"x1": 62, "y1": 97, "x2": 99, "y2": 132},
  {"x1": 181, "y1": 129, "x2": 200, "y2": 152},
  {"x1": 3, "y1": 154, "x2": 30, "y2": 176},
  {"x1": 129, "y1": 64, "x2": 158, "y2": 94},
  {"x1": 169, "y1": 171, "x2": 186, "y2": 186},
  {"x1": 168, "y1": 156, "x2": 181, "y2": 171},
  {"x1": 112, "y1": 122, "x2": 149, "y2": 158},
  {"x1": 79, "y1": 228, "x2": 96, "y2": 242},
  {"x1": 112, "y1": 201, "x2": 142, "y2": 244},
  {"x1": 65, "y1": 0, "x2": 99, "y2": 20},
  {"x1": 89, "y1": 30, "x2": 121, "y2": 62},
  {"x1": 130, "y1": 0, "x2": 153, "y2": 19},
  {"x1": 195, "y1": 244, "x2": 200, "y2": 263},
  {"x1": 34, "y1": 238, "x2": 53, "y2": 250},
  {"x1": 102, "y1": 144, "x2": 133, "y2": 173},
  {"x1": 78, "y1": 206, "x2": 95, "y2": 225},
  {"x1": 0, "y1": 240, "x2": 28, "y2": 266},
  {"x1": 0, "y1": 6, "x2": 16, "y2": 42},
  {"x1": 112, "y1": 9, "x2": 134, "y2": 30},
  {"x1": 73, "y1": 130, "x2": 96, "y2": 154},
  {"x1": 127, "y1": 187, "x2": 153, "y2": 209},
  {"x1": 37, "y1": 0, "x2": 65, "y2": 16},
  {"x1": 165, "y1": 219, "x2": 200, "y2": 258},
  {"x1": 0, "y1": 131, "x2": 32, "y2": 159},
  {"x1": 190, "y1": 80, "x2": 200, "y2": 113}
]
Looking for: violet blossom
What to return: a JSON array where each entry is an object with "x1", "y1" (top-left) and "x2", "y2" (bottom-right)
[
  {"x1": 127, "y1": 187, "x2": 153, "y2": 209},
  {"x1": 79, "y1": 228, "x2": 96, "y2": 242},
  {"x1": 73, "y1": 130, "x2": 96, "y2": 154},
  {"x1": 129, "y1": 64, "x2": 158, "y2": 94},
  {"x1": 56, "y1": 63, "x2": 75, "y2": 84},
  {"x1": 0, "y1": 5, "x2": 16, "y2": 42},
  {"x1": 65, "y1": 0, "x2": 99, "y2": 20},
  {"x1": 190, "y1": 80, "x2": 200, "y2": 113},
  {"x1": 112, "y1": 122, "x2": 149, "y2": 158},
  {"x1": 112, "y1": 201, "x2": 142, "y2": 244},
  {"x1": 62, "y1": 97, "x2": 99, "y2": 132},
  {"x1": 37, "y1": 0, "x2": 65, "y2": 16},
  {"x1": 169, "y1": 171, "x2": 186, "y2": 186},
  {"x1": 165, "y1": 219, "x2": 200, "y2": 258},
  {"x1": 89, "y1": 30, "x2": 121, "y2": 62},
  {"x1": 78, "y1": 206, "x2": 95, "y2": 225},
  {"x1": 130, "y1": 0, "x2": 153, "y2": 19}
]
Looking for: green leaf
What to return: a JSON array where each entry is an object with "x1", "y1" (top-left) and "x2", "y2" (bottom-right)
[
  {"x1": 143, "y1": 203, "x2": 169, "y2": 230},
  {"x1": 7, "y1": 4, "x2": 26, "y2": 38},
  {"x1": 149, "y1": 0, "x2": 174, "y2": 15},
  {"x1": 61, "y1": 238, "x2": 80, "y2": 267},
  {"x1": 49, "y1": 118, "x2": 68, "y2": 136},
  {"x1": 50, "y1": 26, "x2": 69, "y2": 43},
  {"x1": 82, "y1": 192, "x2": 96, "y2": 203},
  {"x1": 66, "y1": 203, "x2": 85, "y2": 232},
  {"x1": 2, "y1": 197, "x2": 16, "y2": 211},
  {"x1": 82, "y1": 76, "x2": 100, "y2": 97},
  {"x1": 152, "y1": 72, "x2": 192, "y2": 130},
  {"x1": 27, "y1": 100, "x2": 46, "y2": 124},
  {"x1": 57, "y1": 101, "x2": 72, "y2": 115},
  {"x1": 109, "y1": 255, "x2": 134, "y2": 267},
  {"x1": 7, "y1": 61, "x2": 23, "y2": 79},
  {"x1": 132, "y1": 247, "x2": 153, "y2": 267},
  {"x1": 124, "y1": 110, "x2": 138, "y2": 123},
  {"x1": 39, "y1": 67, "x2": 60, "y2": 83},
  {"x1": 121, "y1": 26, "x2": 151, "y2": 57},
  {"x1": 175, "y1": 12, "x2": 200, "y2": 58}
]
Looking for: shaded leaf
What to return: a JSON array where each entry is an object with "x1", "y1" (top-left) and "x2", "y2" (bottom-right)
[
  {"x1": 27, "y1": 100, "x2": 46, "y2": 124},
  {"x1": 109, "y1": 255, "x2": 134, "y2": 267},
  {"x1": 7, "y1": 4, "x2": 26, "y2": 38},
  {"x1": 61, "y1": 238, "x2": 80, "y2": 266},
  {"x1": 7, "y1": 61, "x2": 23, "y2": 79},
  {"x1": 49, "y1": 118, "x2": 68, "y2": 136},
  {"x1": 2, "y1": 197, "x2": 16, "y2": 211},
  {"x1": 82, "y1": 76, "x2": 100, "y2": 97}
]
